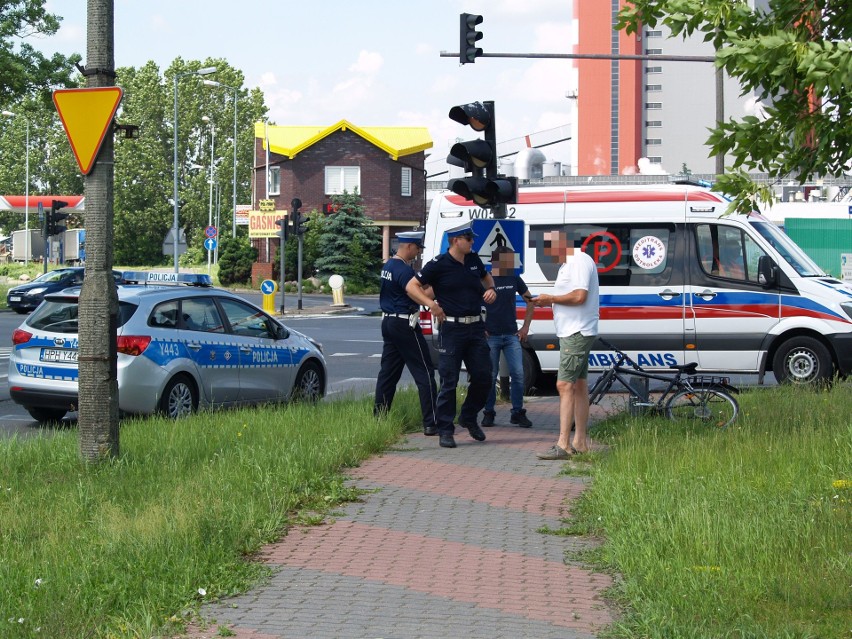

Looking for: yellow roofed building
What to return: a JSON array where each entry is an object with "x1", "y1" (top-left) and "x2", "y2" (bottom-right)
[{"x1": 253, "y1": 120, "x2": 432, "y2": 263}]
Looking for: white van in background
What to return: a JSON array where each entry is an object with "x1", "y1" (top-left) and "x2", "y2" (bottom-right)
[{"x1": 420, "y1": 184, "x2": 852, "y2": 386}]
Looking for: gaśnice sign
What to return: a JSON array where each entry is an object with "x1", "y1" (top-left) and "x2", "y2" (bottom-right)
[{"x1": 248, "y1": 210, "x2": 287, "y2": 238}]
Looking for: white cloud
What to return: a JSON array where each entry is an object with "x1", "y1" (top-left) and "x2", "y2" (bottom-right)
[
  {"x1": 349, "y1": 50, "x2": 383, "y2": 75},
  {"x1": 258, "y1": 72, "x2": 278, "y2": 87},
  {"x1": 150, "y1": 14, "x2": 170, "y2": 33}
]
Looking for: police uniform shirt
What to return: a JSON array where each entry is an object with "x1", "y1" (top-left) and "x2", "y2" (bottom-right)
[
  {"x1": 380, "y1": 257, "x2": 418, "y2": 314},
  {"x1": 416, "y1": 252, "x2": 487, "y2": 317},
  {"x1": 485, "y1": 274, "x2": 529, "y2": 335}
]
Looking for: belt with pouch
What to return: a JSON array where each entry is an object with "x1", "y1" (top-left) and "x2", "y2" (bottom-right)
[{"x1": 443, "y1": 314, "x2": 483, "y2": 324}]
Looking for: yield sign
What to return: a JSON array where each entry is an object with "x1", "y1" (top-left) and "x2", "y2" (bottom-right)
[{"x1": 53, "y1": 87, "x2": 123, "y2": 175}]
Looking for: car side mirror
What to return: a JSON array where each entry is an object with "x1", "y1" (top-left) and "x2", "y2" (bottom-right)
[
  {"x1": 276, "y1": 324, "x2": 290, "y2": 340},
  {"x1": 757, "y1": 255, "x2": 778, "y2": 288}
]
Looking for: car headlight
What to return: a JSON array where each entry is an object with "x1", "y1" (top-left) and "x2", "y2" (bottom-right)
[
  {"x1": 27, "y1": 287, "x2": 47, "y2": 296},
  {"x1": 309, "y1": 338, "x2": 323, "y2": 354},
  {"x1": 842, "y1": 302, "x2": 852, "y2": 322}
]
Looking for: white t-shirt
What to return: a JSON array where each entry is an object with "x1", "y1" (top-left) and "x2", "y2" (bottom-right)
[{"x1": 552, "y1": 251, "x2": 599, "y2": 337}]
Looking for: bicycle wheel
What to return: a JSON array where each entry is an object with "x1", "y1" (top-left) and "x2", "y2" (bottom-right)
[
  {"x1": 665, "y1": 386, "x2": 739, "y2": 429},
  {"x1": 588, "y1": 371, "x2": 615, "y2": 405}
]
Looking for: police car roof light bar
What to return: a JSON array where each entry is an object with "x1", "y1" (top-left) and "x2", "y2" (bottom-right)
[{"x1": 121, "y1": 271, "x2": 213, "y2": 287}]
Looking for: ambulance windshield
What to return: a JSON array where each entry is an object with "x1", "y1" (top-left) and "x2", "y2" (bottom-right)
[{"x1": 750, "y1": 221, "x2": 825, "y2": 277}]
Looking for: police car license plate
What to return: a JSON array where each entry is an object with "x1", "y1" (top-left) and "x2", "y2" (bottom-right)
[
  {"x1": 10, "y1": 296, "x2": 20, "y2": 302},
  {"x1": 40, "y1": 348, "x2": 78, "y2": 363}
]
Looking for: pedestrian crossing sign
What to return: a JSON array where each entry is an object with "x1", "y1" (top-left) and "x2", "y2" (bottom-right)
[{"x1": 471, "y1": 219, "x2": 525, "y2": 274}]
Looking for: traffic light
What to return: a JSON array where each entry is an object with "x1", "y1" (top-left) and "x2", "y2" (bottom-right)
[
  {"x1": 46, "y1": 200, "x2": 69, "y2": 237},
  {"x1": 275, "y1": 216, "x2": 288, "y2": 241},
  {"x1": 291, "y1": 198, "x2": 307, "y2": 236},
  {"x1": 446, "y1": 101, "x2": 517, "y2": 217},
  {"x1": 459, "y1": 13, "x2": 483, "y2": 64}
]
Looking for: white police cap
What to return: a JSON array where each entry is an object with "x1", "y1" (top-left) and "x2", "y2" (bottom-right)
[
  {"x1": 445, "y1": 222, "x2": 477, "y2": 238},
  {"x1": 395, "y1": 231, "x2": 425, "y2": 247}
]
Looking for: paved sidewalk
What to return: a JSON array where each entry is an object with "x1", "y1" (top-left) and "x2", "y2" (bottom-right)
[{"x1": 185, "y1": 396, "x2": 617, "y2": 639}]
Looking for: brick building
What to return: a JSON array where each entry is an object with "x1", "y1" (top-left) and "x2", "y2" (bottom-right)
[{"x1": 253, "y1": 120, "x2": 432, "y2": 266}]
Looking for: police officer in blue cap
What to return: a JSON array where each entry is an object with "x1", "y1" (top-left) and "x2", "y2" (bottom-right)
[
  {"x1": 374, "y1": 231, "x2": 439, "y2": 435},
  {"x1": 405, "y1": 222, "x2": 497, "y2": 448}
]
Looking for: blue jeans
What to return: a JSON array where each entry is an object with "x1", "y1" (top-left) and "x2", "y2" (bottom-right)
[{"x1": 484, "y1": 333, "x2": 525, "y2": 414}]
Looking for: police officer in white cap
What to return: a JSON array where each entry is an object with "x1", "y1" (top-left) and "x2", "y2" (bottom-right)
[
  {"x1": 405, "y1": 222, "x2": 496, "y2": 448},
  {"x1": 374, "y1": 231, "x2": 438, "y2": 435}
]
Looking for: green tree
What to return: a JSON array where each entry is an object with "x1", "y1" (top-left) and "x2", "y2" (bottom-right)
[
  {"x1": 217, "y1": 232, "x2": 256, "y2": 286},
  {"x1": 617, "y1": 0, "x2": 852, "y2": 213},
  {"x1": 110, "y1": 58, "x2": 267, "y2": 264},
  {"x1": 314, "y1": 192, "x2": 381, "y2": 288},
  {"x1": 0, "y1": 0, "x2": 79, "y2": 104}
]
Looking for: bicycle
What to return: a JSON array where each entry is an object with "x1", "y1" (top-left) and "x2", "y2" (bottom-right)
[{"x1": 588, "y1": 339, "x2": 740, "y2": 429}]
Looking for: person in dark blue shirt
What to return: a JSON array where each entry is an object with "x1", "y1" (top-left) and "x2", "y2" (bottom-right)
[
  {"x1": 406, "y1": 222, "x2": 496, "y2": 449},
  {"x1": 481, "y1": 246, "x2": 536, "y2": 428},
  {"x1": 374, "y1": 232, "x2": 438, "y2": 435}
]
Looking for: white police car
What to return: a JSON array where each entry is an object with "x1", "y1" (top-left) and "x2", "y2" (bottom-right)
[{"x1": 8, "y1": 271, "x2": 327, "y2": 422}]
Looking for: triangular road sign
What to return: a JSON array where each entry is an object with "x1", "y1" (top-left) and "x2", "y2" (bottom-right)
[{"x1": 53, "y1": 87, "x2": 123, "y2": 175}]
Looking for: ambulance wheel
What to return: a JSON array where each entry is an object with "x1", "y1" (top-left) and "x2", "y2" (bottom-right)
[
  {"x1": 772, "y1": 336, "x2": 833, "y2": 386},
  {"x1": 160, "y1": 374, "x2": 198, "y2": 418},
  {"x1": 522, "y1": 348, "x2": 538, "y2": 395},
  {"x1": 26, "y1": 407, "x2": 67, "y2": 423}
]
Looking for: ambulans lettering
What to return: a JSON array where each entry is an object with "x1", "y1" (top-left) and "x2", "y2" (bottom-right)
[{"x1": 589, "y1": 352, "x2": 677, "y2": 367}]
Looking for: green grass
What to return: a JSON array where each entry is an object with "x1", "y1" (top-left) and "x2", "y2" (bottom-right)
[
  {"x1": 572, "y1": 383, "x2": 851, "y2": 639},
  {"x1": 2, "y1": 384, "x2": 849, "y2": 638},
  {"x1": 0, "y1": 393, "x2": 422, "y2": 638}
]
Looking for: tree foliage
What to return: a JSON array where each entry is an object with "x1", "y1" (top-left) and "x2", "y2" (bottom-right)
[
  {"x1": 0, "y1": 0, "x2": 79, "y2": 104},
  {"x1": 217, "y1": 232, "x2": 257, "y2": 286},
  {"x1": 314, "y1": 192, "x2": 382, "y2": 288},
  {"x1": 617, "y1": 0, "x2": 852, "y2": 212}
]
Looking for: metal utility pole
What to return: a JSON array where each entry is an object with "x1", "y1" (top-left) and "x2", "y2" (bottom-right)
[{"x1": 78, "y1": 0, "x2": 120, "y2": 461}]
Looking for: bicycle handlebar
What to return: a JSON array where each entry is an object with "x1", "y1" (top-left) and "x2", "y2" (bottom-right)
[{"x1": 596, "y1": 338, "x2": 644, "y2": 371}]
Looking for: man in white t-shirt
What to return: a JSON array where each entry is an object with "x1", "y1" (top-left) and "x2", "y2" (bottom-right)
[{"x1": 533, "y1": 230, "x2": 599, "y2": 459}]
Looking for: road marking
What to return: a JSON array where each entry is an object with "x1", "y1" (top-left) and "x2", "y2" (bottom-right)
[{"x1": 329, "y1": 353, "x2": 361, "y2": 357}]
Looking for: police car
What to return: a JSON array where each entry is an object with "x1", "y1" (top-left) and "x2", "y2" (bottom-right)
[{"x1": 8, "y1": 271, "x2": 327, "y2": 422}]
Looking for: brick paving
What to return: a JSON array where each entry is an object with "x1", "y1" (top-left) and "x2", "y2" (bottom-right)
[{"x1": 184, "y1": 395, "x2": 617, "y2": 639}]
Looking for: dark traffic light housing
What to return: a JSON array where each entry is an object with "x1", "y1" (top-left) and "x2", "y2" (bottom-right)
[
  {"x1": 459, "y1": 13, "x2": 483, "y2": 64},
  {"x1": 446, "y1": 101, "x2": 517, "y2": 217},
  {"x1": 46, "y1": 199, "x2": 69, "y2": 237},
  {"x1": 290, "y1": 198, "x2": 307, "y2": 236}
]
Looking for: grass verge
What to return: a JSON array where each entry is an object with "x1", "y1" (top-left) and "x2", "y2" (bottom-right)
[
  {"x1": 0, "y1": 392, "x2": 421, "y2": 638},
  {"x1": 572, "y1": 383, "x2": 851, "y2": 639}
]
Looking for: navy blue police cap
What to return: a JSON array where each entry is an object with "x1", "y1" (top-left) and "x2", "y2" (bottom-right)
[
  {"x1": 445, "y1": 222, "x2": 477, "y2": 238},
  {"x1": 395, "y1": 231, "x2": 425, "y2": 248}
]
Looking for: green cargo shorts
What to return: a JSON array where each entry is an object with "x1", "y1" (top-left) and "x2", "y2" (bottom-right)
[{"x1": 557, "y1": 332, "x2": 596, "y2": 383}]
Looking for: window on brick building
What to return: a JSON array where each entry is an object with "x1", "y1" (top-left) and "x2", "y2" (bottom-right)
[
  {"x1": 401, "y1": 167, "x2": 412, "y2": 197},
  {"x1": 268, "y1": 166, "x2": 280, "y2": 196},
  {"x1": 324, "y1": 166, "x2": 360, "y2": 195}
]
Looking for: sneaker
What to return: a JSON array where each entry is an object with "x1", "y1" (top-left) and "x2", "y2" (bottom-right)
[
  {"x1": 510, "y1": 410, "x2": 532, "y2": 428},
  {"x1": 481, "y1": 410, "x2": 496, "y2": 427},
  {"x1": 461, "y1": 422, "x2": 486, "y2": 442},
  {"x1": 536, "y1": 445, "x2": 575, "y2": 460}
]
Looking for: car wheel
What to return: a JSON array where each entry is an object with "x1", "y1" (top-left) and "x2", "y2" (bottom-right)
[
  {"x1": 26, "y1": 407, "x2": 67, "y2": 423},
  {"x1": 772, "y1": 336, "x2": 833, "y2": 386},
  {"x1": 159, "y1": 374, "x2": 198, "y2": 418},
  {"x1": 13, "y1": 308, "x2": 28, "y2": 314},
  {"x1": 291, "y1": 360, "x2": 324, "y2": 402}
]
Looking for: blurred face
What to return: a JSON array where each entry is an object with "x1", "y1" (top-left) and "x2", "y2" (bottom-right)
[
  {"x1": 543, "y1": 231, "x2": 571, "y2": 259},
  {"x1": 491, "y1": 251, "x2": 515, "y2": 274}
]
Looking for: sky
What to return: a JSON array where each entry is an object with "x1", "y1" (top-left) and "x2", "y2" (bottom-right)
[{"x1": 36, "y1": 0, "x2": 577, "y2": 177}]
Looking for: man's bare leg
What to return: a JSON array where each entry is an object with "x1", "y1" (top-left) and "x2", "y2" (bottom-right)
[
  {"x1": 572, "y1": 377, "x2": 590, "y2": 452},
  {"x1": 556, "y1": 379, "x2": 575, "y2": 452}
]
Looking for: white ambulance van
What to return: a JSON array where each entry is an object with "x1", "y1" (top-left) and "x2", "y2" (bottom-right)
[{"x1": 420, "y1": 183, "x2": 852, "y2": 386}]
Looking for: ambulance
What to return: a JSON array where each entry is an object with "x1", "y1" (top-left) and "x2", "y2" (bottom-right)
[{"x1": 420, "y1": 183, "x2": 852, "y2": 387}]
